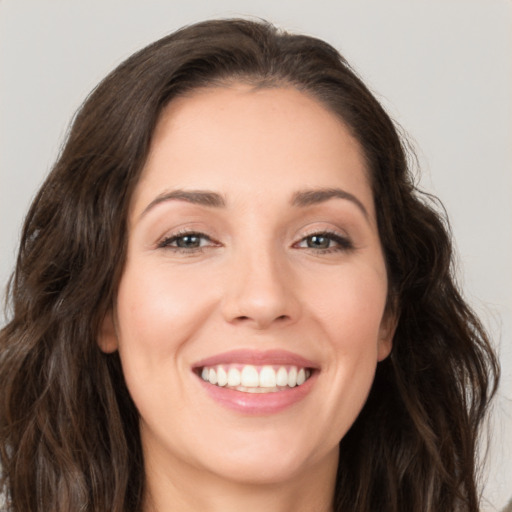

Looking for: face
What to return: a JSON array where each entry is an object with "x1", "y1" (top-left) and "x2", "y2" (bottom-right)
[{"x1": 100, "y1": 85, "x2": 394, "y2": 490}]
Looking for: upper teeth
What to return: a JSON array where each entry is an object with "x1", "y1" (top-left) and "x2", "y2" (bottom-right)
[{"x1": 200, "y1": 364, "x2": 311, "y2": 391}]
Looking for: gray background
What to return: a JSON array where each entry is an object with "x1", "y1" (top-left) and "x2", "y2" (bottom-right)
[{"x1": 1, "y1": 1, "x2": 510, "y2": 509}]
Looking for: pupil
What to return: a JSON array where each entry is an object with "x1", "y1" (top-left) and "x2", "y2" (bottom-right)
[
  {"x1": 308, "y1": 235, "x2": 329, "y2": 249},
  {"x1": 177, "y1": 235, "x2": 200, "y2": 248}
]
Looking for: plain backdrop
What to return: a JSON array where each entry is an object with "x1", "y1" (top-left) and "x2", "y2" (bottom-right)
[{"x1": 1, "y1": 1, "x2": 511, "y2": 510}]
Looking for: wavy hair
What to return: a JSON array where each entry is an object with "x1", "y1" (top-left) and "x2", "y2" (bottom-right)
[{"x1": 0, "y1": 18, "x2": 499, "y2": 512}]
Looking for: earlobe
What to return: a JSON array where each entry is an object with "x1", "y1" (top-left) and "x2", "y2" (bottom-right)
[
  {"x1": 377, "y1": 312, "x2": 398, "y2": 362},
  {"x1": 98, "y1": 311, "x2": 119, "y2": 353},
  {"x1": 377, "y1": 337, "x2": 393, "y2": 362}
]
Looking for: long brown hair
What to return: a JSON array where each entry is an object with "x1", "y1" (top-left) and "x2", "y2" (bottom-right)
[{"x1": 0, "y1": 19, "x2": 499, "y2": 511}]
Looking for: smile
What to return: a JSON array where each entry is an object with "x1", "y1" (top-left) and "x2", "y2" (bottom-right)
[
  {"x1": 192, "y1": 350, "x2": 318, "y2": 413},
  {"x1": 200, "y1": 364, "x2": 312, "y2": 393}
]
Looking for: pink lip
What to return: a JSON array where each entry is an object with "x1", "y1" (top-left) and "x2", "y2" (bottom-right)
[
  {"x1": 192, "y1": 349, "x2": 318, "y2": 370},
  {"x1": 192, "y1": 349, "x2": 319, "y2": 415},
  {"x1": 195, "y1": 373, "x2": 317, "y2": 415}
]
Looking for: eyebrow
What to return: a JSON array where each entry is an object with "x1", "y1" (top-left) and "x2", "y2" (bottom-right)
[
  {"x1": 139, "y1": 186, "x2": 368, "y2": 220},
  {"x1": 292, "y1": 187, "x2": 369, "y2": 218},
  {"x1": 139, "y1": 189, "x2": 226, "y2": 219}
]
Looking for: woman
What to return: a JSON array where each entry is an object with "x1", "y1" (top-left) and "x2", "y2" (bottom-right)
[{"x1": 0, "y1": 18, "x2": 499, "y2": 512}]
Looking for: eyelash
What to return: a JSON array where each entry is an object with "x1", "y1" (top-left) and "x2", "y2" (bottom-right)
[
  {"x1": 157, "y1": 230, "x2": 353, "y2": 254},
  {"x1": 157, "y1": 230, "x2": 217, "y2": 253},
  {"x1": 295, "y1": 230, "x2": 354, "y2": 253}
]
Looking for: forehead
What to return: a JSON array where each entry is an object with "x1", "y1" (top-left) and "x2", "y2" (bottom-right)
[{"x1": 132, "y1": 84, "x2": 374, "y2": 217}]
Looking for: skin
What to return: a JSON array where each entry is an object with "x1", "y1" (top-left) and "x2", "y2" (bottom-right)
[{"x1": 99, "y1": 84, "x2": 395, "y2": 512}]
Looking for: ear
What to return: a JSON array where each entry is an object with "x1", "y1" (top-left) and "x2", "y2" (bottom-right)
[
  {"x1": 97, "y1": 311, "x2": 119, "y2": 353},
  {"x1": 377, "y1": 310, "x2": 398, "y2": 362}
]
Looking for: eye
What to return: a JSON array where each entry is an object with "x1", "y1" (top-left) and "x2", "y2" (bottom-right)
[
  {"x1": 296, "y1": 232, "x2": 353, "y2": 252},
  {"x1": 158, "y1": 231, "x2": 215, "y2": 251}
]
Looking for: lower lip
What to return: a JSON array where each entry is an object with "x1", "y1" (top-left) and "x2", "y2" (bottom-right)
[{"x1": 195, "y1": 373, "x2": 317, "y2": 415}]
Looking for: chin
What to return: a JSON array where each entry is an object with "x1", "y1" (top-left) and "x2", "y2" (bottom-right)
[
  {"x1": 194, "y1": 427, "x2": 338, "y2": 487},
  {"x1": 205, "y1": 451, "x2": 317, "y2": 486}
]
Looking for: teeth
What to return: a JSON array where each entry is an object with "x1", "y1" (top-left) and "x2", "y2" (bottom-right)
[
  {"x1": 227, "y1": 367, "x2": 241, "y2": 387},
  {"x1": 259, "y1": 366, "x2": 276, "y2": 387},
  {"x1": 208, "y1": 368, "x2": 217, "y2": 385},
  {"x1": 241, "y1": 365, "x2": 259, "y2": 387},
  {"x1": 199, "y1": 364, "x2": 312, "y2": 392},
  {"x1": 276, "y1": 367, "x2": 288, "y2": 387},
  {"x1": 288, "y1": 366, "x2": 297, "y2": 387},
  {"x1": 217, "y1": 366, "x2": 228, "y2": 387}
]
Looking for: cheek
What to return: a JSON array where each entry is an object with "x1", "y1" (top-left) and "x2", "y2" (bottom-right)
[
  {"x1": 113, "y1": 262, "x2": 216, "y2": 426},
  {"x1": 307, "y1": 261, "x2": 388, "y2": 341},
  {"x1": 304, "y1": 262, "x2": 387, "y2": 415},
  {"x1": 115, "y1": 261, "x2": 216, "y2": 362}
]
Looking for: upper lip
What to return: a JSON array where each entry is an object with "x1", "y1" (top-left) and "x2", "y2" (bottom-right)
[{"x1": 192, "y1": 349, "x2": 319, "y2": 370}]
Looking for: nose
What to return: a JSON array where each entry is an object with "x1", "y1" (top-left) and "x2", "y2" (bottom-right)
[{"x1": 221, "y1": 246, "x2": 301, "y2": 330}]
